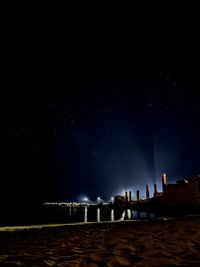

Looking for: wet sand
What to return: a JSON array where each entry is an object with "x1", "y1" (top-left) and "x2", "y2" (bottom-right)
[{"x1": 0, "y1": 217, "x2": 200, "y2": 266}]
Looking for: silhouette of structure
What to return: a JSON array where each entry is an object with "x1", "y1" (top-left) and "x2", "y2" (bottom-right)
[{"x1": 113, "y1": 173, "x2": 200, "y2": 212}]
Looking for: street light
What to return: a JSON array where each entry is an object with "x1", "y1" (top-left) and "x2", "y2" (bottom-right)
[
  {"x1": 83, "y1": 197, "x2": 88, "y2": 202},
  {"x1": 97, "y1": 196, "x2": 101, "y2": 203}
]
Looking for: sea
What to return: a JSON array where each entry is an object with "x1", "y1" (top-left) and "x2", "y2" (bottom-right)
[
  {"x1": 40, "y1": 205, "x2": 155, "y2": 224},
  {"x1": 0, "y1": 205, "x2": 156, "y2": 227}
]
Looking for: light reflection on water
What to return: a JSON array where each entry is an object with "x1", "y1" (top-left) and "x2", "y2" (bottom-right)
[
  {"x1": 41, "y1": 206, "x2": 156, "y2": 224},
  {"x1": 97, "y1": 208, "x2": 100, "y2": 222},
  {"x1": 0, "y1": 208, "x2": 157, "y2": 231},
  {"x1": 111, "y1": 209, "x2": 114, "y2": 222},
  {"x1": 77, "y1": 207, "x2": 155, "y2": 223},
  {"x1": 84, "y1": 206, "x2": 88, "y2": 223},
  {"x1": 127, "y1": 209, "x2": 132, "y2": 219}
]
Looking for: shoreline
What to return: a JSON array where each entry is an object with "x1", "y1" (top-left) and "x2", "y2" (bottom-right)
[
  {"x1": 0, "y1": 219, "x2": 151, "y2": 232},
  {"x1": 1, "y1": 214, "x2": 200, "y2": 232}
]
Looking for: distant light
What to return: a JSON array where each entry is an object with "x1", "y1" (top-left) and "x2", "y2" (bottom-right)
[
  {"x1": 97, "y1": 197, "x2": 101, "y2": 202},
  {"x1": 111, "y1": 197, "x2": 114, "y2": 202},
  {"x1": 83, "y1": 197, "x2": 88, "y2": 202}
]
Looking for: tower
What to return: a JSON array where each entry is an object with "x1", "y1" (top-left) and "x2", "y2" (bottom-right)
[
  {"x1": 136, "y1": 190, "x2": 140, "y2": 201},
  {"x1": 129, "y1": 191, "x2": 132, "y2": 201},
  {"x1": 162, "y1": 173, "x2": 167, "y2": 192},
  {"x1": 125, "y1": 191, "x2": 128, "y2": 202},
  {"x1": 146, "y1": 184, "x2": 150, "y2": 199},
  {"x1": 153, "y1": 184, "x2": 158, "y2": 197}
]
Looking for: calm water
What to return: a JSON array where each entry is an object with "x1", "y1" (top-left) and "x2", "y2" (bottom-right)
[
  {"x1": 0, "y1": 206, "x2": 156, "y2": 226},
  {"x1": 42, "y1": 206, "x2": 155, "y2": 224}
]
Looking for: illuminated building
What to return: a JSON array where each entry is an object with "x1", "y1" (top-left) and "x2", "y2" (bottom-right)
[
  {"x1": 112, "y1": 173, "x2": 200, "y2": 210},
  {"x1": 162, "y1": 176, "x2": 200, "y2": 207}
]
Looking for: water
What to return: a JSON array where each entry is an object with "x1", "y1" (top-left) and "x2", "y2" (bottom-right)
[{"x1": 42, "y1": 205, "x2": 155, "y2": 224}]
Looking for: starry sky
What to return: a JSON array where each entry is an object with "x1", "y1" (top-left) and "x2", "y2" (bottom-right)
[{"x1": 3, "y1": 3, "x2": 200, "y2": 214}]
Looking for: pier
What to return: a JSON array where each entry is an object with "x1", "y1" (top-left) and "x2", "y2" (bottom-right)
[
  {"x1": 44, "y1": 201, "x2": 111, "y2": 208},
  {"x1": 43, "y1": 201, "x2": 155, "y2": 223},
  {"x1": 43, "y1": 174, "x2": 200, "y2": 222}
]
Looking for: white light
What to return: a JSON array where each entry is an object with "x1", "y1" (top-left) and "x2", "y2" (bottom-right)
[
  {"x1": 97, "y1": 197, "x2": 101, "y2": 201},
  {"x1": 83, "y1": 197, "x2": 88, "y2": 202},
  {"x1": 111, "y1": 197, "x2": 114, "y2": 201}
]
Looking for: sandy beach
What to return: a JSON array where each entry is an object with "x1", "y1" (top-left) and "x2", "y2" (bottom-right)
[{"x1": 0, "y1": 217, "x2": 200, "y2": 266}]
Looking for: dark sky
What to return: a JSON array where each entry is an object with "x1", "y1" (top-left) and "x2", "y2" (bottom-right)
[{"x1": 3, "y1": 3, "x2": 200, "y2": 211}]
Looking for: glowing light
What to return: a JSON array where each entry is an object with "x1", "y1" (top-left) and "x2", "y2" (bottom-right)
[
  {"x1": 127, "y1": 209, "x2": 131, "y2": 219},
  {"x1": 97, "y1": 208, "x2": 100, "y2": 222},
  {"x1": 84, "y1": 206, "x2": 87, "y2": 222},
  {"x1": 120, "y1": 210, "x2": 126, "y2": 221},
  {"x1": 111, "y1": 209, "x2": 114, "y2": 221}
]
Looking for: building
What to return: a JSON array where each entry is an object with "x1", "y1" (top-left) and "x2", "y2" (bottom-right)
[
  {"x1": 162, "y1": 176, "x2": 200, "y2": 207},
  {"x1": 113, "y1": 174, "x2": 200, "y2": 211}
]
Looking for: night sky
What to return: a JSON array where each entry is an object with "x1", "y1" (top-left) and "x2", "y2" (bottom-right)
[{"x1": 3, "y1": 3, "x2": 200, "y2": 216}]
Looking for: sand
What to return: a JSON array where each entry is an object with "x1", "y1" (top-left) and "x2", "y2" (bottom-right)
[{"x1": 0, "y1": 217, "x2": 200, "y2": 266}]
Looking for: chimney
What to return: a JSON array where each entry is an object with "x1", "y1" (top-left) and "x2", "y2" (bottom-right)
[
  {"x1": 162, "y1": 173, "x2": 167, "y2": 192},
  {"x1": 125, "y1": 191, "x2": 128, "y2": 202},
  {"x1": 136, "y1": 190, "x2": 140, "y2": 201},
  {"x1": 129, "y1": 191, "x2": 132, "y2": 201},
  {"x1": 146, "y1": 184, "x2": 150, "y2": 199},
  {"x1": 153, "y1": 184, "x2": 158, "y2": 197}
]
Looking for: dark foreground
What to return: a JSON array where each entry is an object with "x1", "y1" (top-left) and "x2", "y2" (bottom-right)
[{"x1": 0, "y1": 218, "x2": 200, "y2": 267}]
